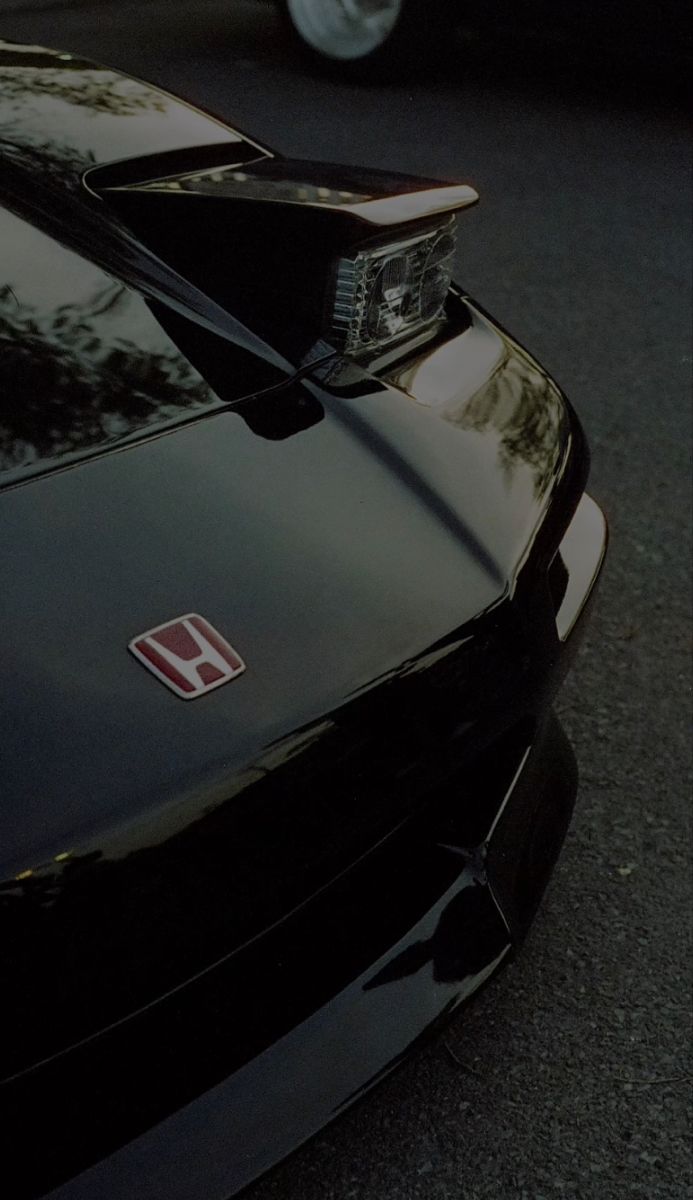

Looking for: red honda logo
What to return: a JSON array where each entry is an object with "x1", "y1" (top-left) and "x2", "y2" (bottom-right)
[{"x1": 129, "y1": 614, "x2": 246, "y2": 699}]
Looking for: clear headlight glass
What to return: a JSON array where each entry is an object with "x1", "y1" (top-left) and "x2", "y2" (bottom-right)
[
  {"x1": 331, "y1": 217, "x2": 456, "y2": 356},
  {"x1": 419, "y1": 231, "x2": 456, "y2": 321}
]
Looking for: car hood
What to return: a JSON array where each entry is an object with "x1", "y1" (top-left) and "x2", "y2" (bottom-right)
[
  {"x1": 0, "y1": 200, "x2": 302, "y2": 486},
  {"x1": 0, "y1": 40, "x2": 272, "y2": 190},
  {"x1": 0, "y1": 296, "x2": 581, "y2": 1080},
  {"x1": 1, "y1": 307, "x2": 572, "y2": 869},
  {"x1": 0, "y1": 39, "x2": 303, "y2": 449}
]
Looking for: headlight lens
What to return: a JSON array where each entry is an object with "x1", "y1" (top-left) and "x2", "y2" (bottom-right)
[
  {"x1": 419, "y1": 231, "x2": 456, "y2": 321},
  {"x1": 366, "y1": 253, "x2": 414, "y2": 340},
  {"x1": 331, "y1": 218, "x2": 456, "y2": 356}
]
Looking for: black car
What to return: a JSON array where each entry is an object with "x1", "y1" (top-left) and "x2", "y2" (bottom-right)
[{"x1": 0, "y1": 41, "x2": 607, "y2": 1200}]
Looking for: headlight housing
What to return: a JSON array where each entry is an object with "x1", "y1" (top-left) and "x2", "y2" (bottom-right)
[{"x1": 331, "y1": 218, "x2": 457, "y2": 357}]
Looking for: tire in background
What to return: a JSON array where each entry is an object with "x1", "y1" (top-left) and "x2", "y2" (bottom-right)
[{"x1": 279, "y1": 0, "x2": 456, "y2": 80}]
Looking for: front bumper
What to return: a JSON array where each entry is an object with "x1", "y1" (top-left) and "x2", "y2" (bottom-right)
[
  {"x1": 10, "y1": 494, "x2": 606, "y2": 1200},
  {"x1": 554, "y1": 493, "x2": 608, "y2": 643},
  {"x1": 41, "y1": 718, "x2": 575, "y2": 1200}
]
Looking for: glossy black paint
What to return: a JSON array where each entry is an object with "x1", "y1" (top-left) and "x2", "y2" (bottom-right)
[
  {"x1": 0, "y1": 41, "x2": 606, "y2": 1200},
  {"x1": 5, "y1": 715, "x2": 579, "y2": 1200},
  {"x1": 0, "y1": 310, "x2": 579, "y2": 1065}
]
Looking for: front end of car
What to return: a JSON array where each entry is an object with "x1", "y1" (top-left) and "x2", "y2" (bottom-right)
[{"x1": 0, "y1": 41, "x2": 606, "y2": 1200}]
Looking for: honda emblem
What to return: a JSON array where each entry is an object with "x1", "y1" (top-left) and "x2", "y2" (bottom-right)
[{"x1": 129, "y1": 614, "x2": 246, "y2": 699}]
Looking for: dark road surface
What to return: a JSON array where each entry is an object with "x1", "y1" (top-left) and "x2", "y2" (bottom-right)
[{"x1": 1, "y1": 3, "x2": 691, "y2": 1198}]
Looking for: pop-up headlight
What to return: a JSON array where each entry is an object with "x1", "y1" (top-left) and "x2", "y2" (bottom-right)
[
  {"x1": 88, "y1": 150, "x2": 476, "y2": 366},
  {"x1": 331, "y1": 218, "x2": 457, "y2": 356}
]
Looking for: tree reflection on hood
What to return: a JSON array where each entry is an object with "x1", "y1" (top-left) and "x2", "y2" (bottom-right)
[{"x1": 0, "y1": 281, "x2": 214, "y2": 477}]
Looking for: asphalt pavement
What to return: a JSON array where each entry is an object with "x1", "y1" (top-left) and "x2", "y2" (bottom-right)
[{"x1": 1, "y1": 2, "x2": 690, "y2": 1198}]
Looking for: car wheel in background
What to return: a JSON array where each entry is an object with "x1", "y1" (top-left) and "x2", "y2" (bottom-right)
[{"x1": 280, "y1": 0, "x2": 454, "y2": 78}]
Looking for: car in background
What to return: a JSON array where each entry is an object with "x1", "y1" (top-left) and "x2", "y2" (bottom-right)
[
  {"x1": 0, "y1": 38, "x2": 606, "y2": 1200},
  {"x1": 279, "y1": 0, "x2": 690, "y2": 77},
  {"x1": 280, "y1": 0, "x2": 448, "y2": 72}
]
